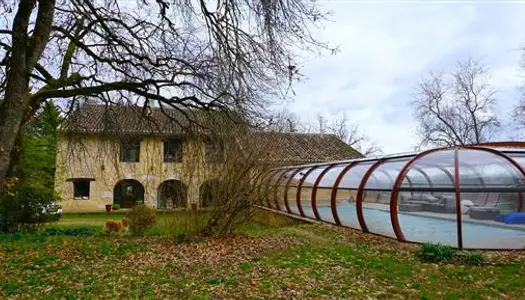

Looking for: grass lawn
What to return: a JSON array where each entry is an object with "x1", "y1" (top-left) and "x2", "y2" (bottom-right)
[{"x1": 1, "y1": 211, "x2": 525, "y2": 299}]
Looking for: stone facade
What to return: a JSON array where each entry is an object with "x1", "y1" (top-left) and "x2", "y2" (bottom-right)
[
  {"x1": 54, "y1": 134, "x2": 220, "y2": 212},
  {"x1": 55, "y1": 104, "x2": 363, "y2": 212}
]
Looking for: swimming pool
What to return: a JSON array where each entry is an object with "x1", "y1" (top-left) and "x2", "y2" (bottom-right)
[{"x1": 291, "y1": 203, "x2": 525, "y2": 249}]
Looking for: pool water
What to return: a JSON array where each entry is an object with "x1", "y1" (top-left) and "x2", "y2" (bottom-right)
[{"x1": 291, "y1": 203, "x2": 525, "y2": 249}]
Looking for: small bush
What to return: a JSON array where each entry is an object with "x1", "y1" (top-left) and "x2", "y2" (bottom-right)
[
  {"x1": 126, "y1": 205, "x2": 156, "y2": 236},
  {"x1": 112, "y1": 203, "x2": 121, "y2": 210},
  {"x1": 417, "y1": 243, "x2": 456, "y2": 263},
  {"x1": 173, "y1": 232, "x2": 187, "y2": 244},
  {"x1": 0, "y1": 183, "x2": 58, "y2": 233},
  {"x1": 457, "y1": 251, "x2": 486, "y2": 266},
  {"x1": 418, "y1": 244, "x2": 487, "y2": 265}
]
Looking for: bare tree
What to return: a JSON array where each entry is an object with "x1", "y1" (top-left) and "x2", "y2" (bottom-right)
[
  {"x1": 513, "y1": 97, "x2": 525, "y2": 136},
  {"x1": 512, "y1": 51, "x2": 525, "y2": 136},
  {"x1": 267, "y1": 111, "x2": 382, "y2": 157},
  {"x1": 265, "y1": 110, "x2": 302, "y2": 133},
  {"x1": 327, "y1": 114, "x2": 382, "y2": 157},
  {"x1": 0, "y1": 0, "x2": 330, "y2": 185},
  {"x1": 413, "y1": 58, "x2": 500, "y2": 148},
  {"x1": 316, "y1": 113, "x2": 328, "y2": 134}
]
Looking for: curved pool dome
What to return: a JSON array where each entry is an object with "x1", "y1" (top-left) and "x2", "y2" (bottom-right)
[{"x1": 258, "y1": 142, "x2": 525, "y2": 250}]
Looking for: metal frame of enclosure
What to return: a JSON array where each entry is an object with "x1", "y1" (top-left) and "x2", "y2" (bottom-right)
[{"x1": 259, "y1": 143, "x2": 525, "y2": 250}]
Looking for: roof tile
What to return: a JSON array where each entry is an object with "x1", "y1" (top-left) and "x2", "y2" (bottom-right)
[{"x1": 62, "y1": 104, "x2": 362, "y2": 163}]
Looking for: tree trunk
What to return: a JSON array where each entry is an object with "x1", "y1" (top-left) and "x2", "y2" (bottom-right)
[
  {"x1": 0, "y1": 1, "x2": 34, "y2": 185},
  {"x1": 0, "y1": 0, "x2": 56, "y2": 186},
  {"x1": 0, "y1": 88, "x2": 28, "y2": 186}
]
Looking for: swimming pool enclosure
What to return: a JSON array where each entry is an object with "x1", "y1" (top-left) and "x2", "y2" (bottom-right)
[{"x1": 257, "y1": 143, "x2": 525, "y2": 250}]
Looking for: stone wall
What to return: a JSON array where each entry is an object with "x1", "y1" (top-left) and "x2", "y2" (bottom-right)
[{"x1": 54, "y1": 134, "x2": 221, "y2": 212}]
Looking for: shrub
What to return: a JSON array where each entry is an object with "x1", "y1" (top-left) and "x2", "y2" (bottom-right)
[
  {"x1": 417, "y1": 243, "x2": 456, "y2": 263},
  {"x1": 126, "y1": 205, "x2": 156, "y2": 235},
  {"x1": 418, "y1": 244, "x2": 488, "y2": 265},
  {"x1": 0, "y1": 183, "x2": 57, "y2": 233},
  {"x1": 456, "y1": 251, "x2": 486, "y2": 266},
  {"x1": 112, "y1": 203, "x2": 121, "y2": 210},
  {"x1": 173, "y1": 232, "x2": 187, "y2": 244}
]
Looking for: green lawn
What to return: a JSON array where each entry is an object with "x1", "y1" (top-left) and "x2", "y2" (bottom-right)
[{"x1": 1, "y1": 212, "x2": 524, "y2": 299}]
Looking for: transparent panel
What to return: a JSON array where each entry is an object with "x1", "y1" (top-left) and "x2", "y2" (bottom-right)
[
  {"x1": 456, "y1": 150, "x2": 525, "y2": 249},
  {"x1": 314, "y1": 187, "x2": 336, "y2": 223},
  {"x1": 397, "y1": 191, "x2": 459, "y2": 247},
  {"x1": 280, "y1": 169, "x2": 300, "y2": 212},
  {"x1": 266, "y1": 171, "x2": 283, "y2": 208},
  {"x1": 287, "y1": 186, "x2": 299, "y2": 214},
  {"x1": 287, "y1": 167, "x2": 311, "y2": 215},
  {"x1": 338, "y1": 163, "x2": 374, "y2": 189},
  {"x1": 318, "y1": 164, "x2": 350, "y2": 187},
  {"x1": 365, "y1": 159, "x2": 408, "y2": 190},
  {"x1": 405, "y1": 166, "x2": 454, "y2": 189},
  {"x1": 397, "y1": 150, "x2": 458, "y2": 246},
  {"x1": 458, "y1": 149, "x2": 525, "y2": 190},
  {"x1": 336, "y1": 162, "x2": 374, "y2": 229},
  {"x1": 258, "y1": 171, "x2": 277, "y2": 207},
  {"x1": 362, "y1": 191, "x2": 395, "y2": 236},
  {"x1": 459, "y1": 192, "x2": 525, "y2": 249},
  {"x1": 274, "y1": 171, "x2": 290, "y2": 212},
  {"x1": 333, "y1": 188, "x2": 359, "y2": 228},
  {"x1": 400, "y1": 150, "x2": 456, "y2": 190},
  {"x1": 405, "y1": 169, "x2": 428, "y2": 188},
  {"x1": 315, "y1": 163, "x2": 349, "y2": 223},
  {"x1": 508, "y1": 153, "x2": 525, "y2": 170},
  {"x1": 300, "y1": 166, "x2": 330, "y2": 219},
  {"x1": 362, "y1": 158, "x2": 409, "y2": 237},
  {"x1": 268, "y1": 170, "x2": 287, "y2": 210}
]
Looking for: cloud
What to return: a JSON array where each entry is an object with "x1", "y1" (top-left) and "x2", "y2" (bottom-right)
[{"x1": 284, "y1": 2, "x2": 525, "y2": 154}]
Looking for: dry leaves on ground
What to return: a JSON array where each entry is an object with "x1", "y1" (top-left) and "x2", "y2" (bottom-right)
[{"x1": 125, "y1": 234, "x2": 303, "y2": 270}]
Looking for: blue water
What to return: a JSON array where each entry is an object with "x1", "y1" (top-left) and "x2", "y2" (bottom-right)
[{"x1": 290, "y1": 203, "x2": 525, "y2": 249}]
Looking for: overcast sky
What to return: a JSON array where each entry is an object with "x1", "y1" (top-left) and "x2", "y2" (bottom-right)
[{"x1": 282, "y1": 1, "x2": 525, "y2": 154}]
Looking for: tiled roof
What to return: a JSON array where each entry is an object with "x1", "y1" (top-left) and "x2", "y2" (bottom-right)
[
  {"x1": 62, "y1": 104, "x2": 362, "y2": 163},
  {"x1": 61, "y1": 104, "x2": 236, "y2": 136},
  {"x1": 252, "y1": 132, "x2": 362, "y2": 164}
]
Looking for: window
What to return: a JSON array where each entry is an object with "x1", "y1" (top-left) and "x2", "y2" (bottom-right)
[
  {"x1": 164, "y1": 138, "x2": 183, "y2": 162},
  {"x1": 205, "y1": 140, "x2": 224, "y2": 163},
  {"x1": 73, "y1": 180, "x2": 90, "y2": 200},
  {"x1": 120, "y1": 139, "x2": 141, "y2": 162}
]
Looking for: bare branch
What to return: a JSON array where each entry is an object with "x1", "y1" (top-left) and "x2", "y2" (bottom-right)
[
  {"x1": 412, "y1": 58, "x2": 499, "y2": 147},
  {"x1": 0, "y1": 0, "x2": 331, "y2": 184},
  {"x1": 26, "y1": 0, "x2": 56, "y2": 69},
  {"x1": 267, "y1": 112, "x2": 382, "y2": 157}
]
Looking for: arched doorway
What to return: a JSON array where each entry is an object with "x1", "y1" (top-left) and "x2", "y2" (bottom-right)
[
  {"x1": 200, "y1": 179, "x2": 220, "y2": 208},
  {"x1": 157, "y1": 180, "x2": 187, "y2": 209},
  {"x1": 114, "y1": 179, "x2": 145, "y2": 208}
]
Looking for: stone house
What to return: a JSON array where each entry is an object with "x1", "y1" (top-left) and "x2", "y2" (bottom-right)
[{"x1": 54, "y1": 104, "x2": 362, "y2": 212}]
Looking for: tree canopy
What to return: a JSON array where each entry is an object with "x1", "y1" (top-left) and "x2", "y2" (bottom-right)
[{"x1": 0, "y1": 0, "x2": 328, "y2": 184}]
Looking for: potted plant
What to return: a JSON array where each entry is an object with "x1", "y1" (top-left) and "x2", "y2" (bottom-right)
[
  {"x1": 105, "y1": 204, "x2": 112, "y2": 212},
  {"x1": 112, "y1": 203, "x2": 121, "y2": 210}
]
